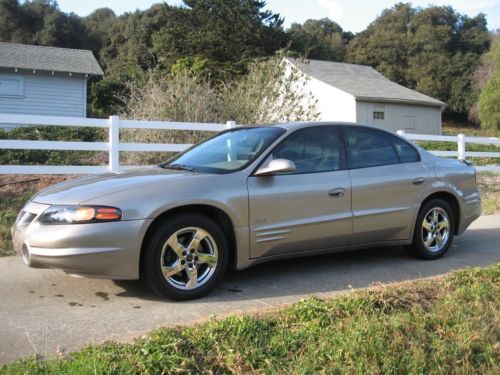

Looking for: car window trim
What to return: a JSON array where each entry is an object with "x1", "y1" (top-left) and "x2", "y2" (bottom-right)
[
  {"x1": 341, "y1": 125, "x2": 421, "y2": 170},
  {"x1": 250, "y1": 125, "x2": 348, "y2": 176}
]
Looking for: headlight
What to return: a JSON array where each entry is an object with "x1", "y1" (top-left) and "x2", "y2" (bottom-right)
[{"x1": 39, "y1": 205, "x2": 122, "y2": 225}]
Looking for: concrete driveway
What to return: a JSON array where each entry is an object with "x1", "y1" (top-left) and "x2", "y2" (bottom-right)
[{"x1": 1, "y1": 214, "x2": 499, "y2": 365}]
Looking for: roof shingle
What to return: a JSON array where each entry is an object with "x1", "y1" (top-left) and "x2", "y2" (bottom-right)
[
  {"x1": 0, "y1": 42, "x2": 104, "y2": 76},
  {"x1": 287, "y1": 58, "x2": 445, "y2": 108}
]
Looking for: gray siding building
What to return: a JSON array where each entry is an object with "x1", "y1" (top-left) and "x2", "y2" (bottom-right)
[
  {"x1": 0, "y1": 43, "x2": 103, "y2": 117},
  {"x1": 287, "y1": 58, "x2": 446, "y2": 134}
]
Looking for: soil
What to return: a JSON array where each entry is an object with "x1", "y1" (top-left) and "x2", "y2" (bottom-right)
[{"x1": 0, "y1": 175, "x2": 75, "y2": 200}]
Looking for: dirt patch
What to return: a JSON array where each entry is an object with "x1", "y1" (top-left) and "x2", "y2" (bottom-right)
[
  {"x1": 0, "y1": 175, "x2": 76, "y2": 200},
  {"x1": 477, "y1": 173, "x2": 500, "y2": 215},
  {"x1": 478, "y1": 173, "x2": 500, "y2": 188}
]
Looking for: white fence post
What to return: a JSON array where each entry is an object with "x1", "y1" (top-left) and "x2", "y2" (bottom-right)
[
  {"x1": 109, "y1": 115, "x2": 120, "y2": 173},
  {"x1": 457, "y1": 134, "x2": 466, "y2": 160},
  {"x1": 225, "y1": 121, "x2": 236, "y2": 161}
]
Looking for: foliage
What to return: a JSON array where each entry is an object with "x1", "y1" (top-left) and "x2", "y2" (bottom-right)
[
  {"x1": 479, "y1": 74, "x2": 500, "y2": 130},
  {"x1": 478, "y1": 38, "x2": 500, "y2": 130},
  {"x1": 87, "y1": 78, "x2": 127, "y2": 118},
  {"x1": 152, "y1": 0, "x2": 286, "y2": 75},
  {"x1": 220, "y1": 54, "x2": 319, "y2": 124},
  {"x1": 0, "y1": 188, "x2": 35, "y2": 256},
  {"x1": 287, "y1": 18, "x2": 353, "y2": 61},
  {"x1": 346, "y1": 4, "x2": 490, "y2": 117},
  {"x1": 123, "y1": 71, "x2": 219, "y2": 124},
  {"x1": 0, "y1": 0, "x2": 90, "y2": 48},
  {"x1": 0, "y1": 126, "x2": 106, "y2": 166},
  {"x1": 2, "y1": 263, "x2": 499, "y2": 372},
  {"x1": 122, "y1": 54, "x2": 318, "y2": 126},
  {"x1": 0, "y1": 1, "x2": 492, "y2": 120},
  {"x1": 120, "y1": 54, "x2": 318, "y2": 164}
]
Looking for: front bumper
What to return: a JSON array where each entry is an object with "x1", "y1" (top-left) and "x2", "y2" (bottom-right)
[{"x1": 12, "y1": 201, "x2": 152, "y2": 279}]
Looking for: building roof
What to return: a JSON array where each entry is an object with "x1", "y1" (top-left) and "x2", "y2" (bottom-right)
[
  {"x1": 0, "y1": 42, "x2": 104, "y2": 76},
  {"x1": 287, "y1": 58, "x2": 445, "y2": 108}
]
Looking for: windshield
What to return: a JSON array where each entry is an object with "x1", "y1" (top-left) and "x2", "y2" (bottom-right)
[{"x1": 163, "y1": 127, "x2": 285, "y2": 174}]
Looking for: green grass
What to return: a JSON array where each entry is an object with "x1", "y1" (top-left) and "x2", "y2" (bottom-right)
[
  {"x1": 1, "y1": 264, "x2": 498, "y2": 374},
  {"x1": 0, "y1": 189, "x2": 35, "y2": 257}
]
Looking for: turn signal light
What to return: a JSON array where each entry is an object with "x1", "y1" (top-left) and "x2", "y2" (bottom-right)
[{"x1": 95, "y1": 207, "x2": 122, "y2": 221}]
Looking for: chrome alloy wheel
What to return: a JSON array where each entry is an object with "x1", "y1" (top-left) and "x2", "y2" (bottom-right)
[
  {"x1": 160, "y1": 227, "x2": 218, "y2": 290},
  {"x1": 421, "y1": 207, "x2": 450, "y2": 253}
]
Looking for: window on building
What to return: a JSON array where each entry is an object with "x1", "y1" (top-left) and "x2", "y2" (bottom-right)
[
  {"x1": 373, "y1": 111, "x2": 385, "y2": 120},
  {"x1": 0, "y1": 76, "x2": 24, "y2": 97}
]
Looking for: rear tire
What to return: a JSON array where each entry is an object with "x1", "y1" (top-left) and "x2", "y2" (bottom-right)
[
  {"x1": 141, "y1": 213, "x2": 228, "y2": 300},
  {"x1": 407, "y1": 199, "x2": 455, "y2": 260}
]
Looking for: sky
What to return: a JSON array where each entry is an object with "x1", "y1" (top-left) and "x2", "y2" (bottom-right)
[{"x1": 56, "y1": 0, "x2": 500, "y2": 32}]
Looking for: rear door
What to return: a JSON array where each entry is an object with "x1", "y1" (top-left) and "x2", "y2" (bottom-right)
[
  {"x1": 342, "y1": 126, "x2": 430, "y2": 244},
  {"x1": 247, "y1": 126, "x2": 352, "y2": 259}
]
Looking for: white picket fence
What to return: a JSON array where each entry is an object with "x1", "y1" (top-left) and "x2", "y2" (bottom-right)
[
  {"x1": 396, "y1": 130, "x2": 500, "y2": 172},
  {"x1": 0, "y1": 113, "x2": 499, "y2": 174},
  {"x1": 0, "y1": 114, "x2": 235, "y2": 174}
]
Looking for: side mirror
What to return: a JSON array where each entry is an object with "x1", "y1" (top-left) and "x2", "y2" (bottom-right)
[{"x1": 255, "y1": 159, "x2": 296, "y2": 176}]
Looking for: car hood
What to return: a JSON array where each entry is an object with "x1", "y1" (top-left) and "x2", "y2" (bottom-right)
[{"x1": 32, "y1": 167, "x2": 198, "y2": 205}]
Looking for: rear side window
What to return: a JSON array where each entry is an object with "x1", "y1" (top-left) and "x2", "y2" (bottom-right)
[
  {"x1": 344, "y1": 127, "x2": 399, "y2": 169},
  {"x1": 391, "y1": 136, "x2": 420, "y2": 163}
]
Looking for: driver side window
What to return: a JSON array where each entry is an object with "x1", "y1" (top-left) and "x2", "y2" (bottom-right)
[{"x1": 264, "y1": 126, "x2": 343, "y2": 174}]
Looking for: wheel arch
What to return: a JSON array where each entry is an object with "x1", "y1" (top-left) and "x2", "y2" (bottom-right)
[
  {"x1": 419, "y1": 191, "x2": 461, "y2": 234},
  {"x1": 139, "y1": 204, "x2": 237, "y2": 278}
]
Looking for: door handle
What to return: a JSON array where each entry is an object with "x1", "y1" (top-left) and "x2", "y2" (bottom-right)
[
  {"x1": 328, "y1": 188, "x2": 346, "y2": 198},
  {"x1": 412, "y1": 177, "x2": 425, "y2": 185}
]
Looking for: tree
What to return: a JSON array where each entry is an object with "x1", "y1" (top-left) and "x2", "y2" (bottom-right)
[
  {"x1": 346, "y1": 3, "x2": 414, "y2": 85},
  {"x1": 152, "y1": 0, "x2": 287, "y2": 75},
  {"x1": 346, "y1": 3, "x2": 489, "y2": 118},
  {"x1": 478, "y1": 38, "x2": 500, "y2": 130},
  {"x1": 0, "y1": 0, "x2": 90, "y2": 48},
  {"x1": 406, "y1": 7, "x2": 489, "y2": 116},
  {"x1": 287, "y1": 18, "x2": 352, "y2": 61}
]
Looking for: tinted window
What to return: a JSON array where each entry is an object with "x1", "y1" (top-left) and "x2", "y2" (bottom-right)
[
  {"x1": 266, "y1": 127, "x2": 343, "y2": 174},
  {"x1": 391, "y1": 136, "x2": 420, "y2": 163},
  {"x1": 344, "y1": 127, "x2": 399, "y2": 169}
]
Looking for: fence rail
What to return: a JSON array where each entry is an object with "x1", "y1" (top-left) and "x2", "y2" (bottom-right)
[
  {"x1": 0, "y1": 114, "x2": 499, "y2": 174},
  {"x1": 396, "y1": 130, "x2": 500, "y2": 172},
  {"x1": 0, "y1": 114, "x2": 234, "y2": 174}
]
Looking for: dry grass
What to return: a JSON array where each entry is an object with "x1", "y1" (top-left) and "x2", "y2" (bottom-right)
[
  {"x1": 0, "y1": 175, "x2": 73, "y2": 256},
  {"x1": 477, "y1": 173, "x2": 500, "y2": 215}
]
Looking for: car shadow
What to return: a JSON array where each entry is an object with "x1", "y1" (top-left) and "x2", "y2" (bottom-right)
[{"x1": 113, "y1": 227, "x2": 500, "y2": 304}]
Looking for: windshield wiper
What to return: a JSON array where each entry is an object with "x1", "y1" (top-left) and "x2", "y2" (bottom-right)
[{"x1": 160, "y1": 163, "x2": 198, "y2": 172}]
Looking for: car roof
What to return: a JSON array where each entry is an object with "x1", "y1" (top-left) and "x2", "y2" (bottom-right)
[{"x1": 271, "y1": 121, "x2": 394, "y2": 133}]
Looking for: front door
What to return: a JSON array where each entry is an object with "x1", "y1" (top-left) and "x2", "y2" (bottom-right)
[{"x1": 247, "y1": 126, "x2": 352, "y2": 259}]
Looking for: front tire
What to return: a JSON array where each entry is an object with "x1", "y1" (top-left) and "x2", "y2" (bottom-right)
[
  {"x1": 407, "y1": 199, "x2": 455, "y2": 260},
  {"x1": 141, "y1": 213, "x2": 228, "y2": 300}
]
